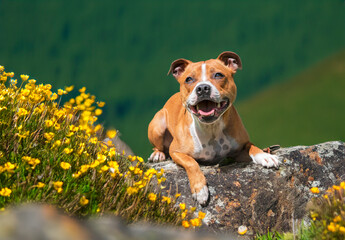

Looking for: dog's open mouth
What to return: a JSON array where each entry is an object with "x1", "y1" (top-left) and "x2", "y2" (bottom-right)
[{"x1": 188, "y1": 98, "x2": 230, "y2": 123}]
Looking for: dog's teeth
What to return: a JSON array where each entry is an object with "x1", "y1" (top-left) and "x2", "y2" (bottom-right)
[
  {"x1": 196, "y1": 105, "x2": 199, "y2": 111},
  {"x1": 217, "y1": 102, "x2": 221, "y2": 108}
]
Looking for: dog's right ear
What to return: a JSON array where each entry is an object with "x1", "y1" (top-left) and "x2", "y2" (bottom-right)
[{"x1": 168, "y1": 59, "x2": 191, "y2": 79}]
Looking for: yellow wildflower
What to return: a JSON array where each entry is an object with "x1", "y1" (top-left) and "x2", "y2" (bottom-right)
[
  {"x1": 310, "y1": 187, "x2": 319, "y2": 194},
  {"x1": 79, "y1": 196, "x2": 89, "y2": 206},
  {"x1": 148, "y1": 193, "x2": 157, "y2": 202},
  {"x1": 198, "y1": 211, "x2": 206, "y2": 220},
  {"x1": 126, "y1": 186, "x2": 138, "y2": 195},
  {"x1": 20, "y1": 74, "x2": 29, "y2": 81},
  {"x1": 100, "y1": 165, "x2": 109, "y2": 172},
  {"x1": 162, "y1": 196, "x2": 171, "y2": 204},
  {"x1": 53, "y1": 181, "x2": 63, "y2": 193},
  {"x1": 80, "y1": 165, "x2": 90, "y2": 173},
  {"x1": 106, "y1": 129, "x2": 117, "y2": 139},
  {"x1": 35, "y1": 182, "x2": 45, "y2": 188},
  {"x1": 179, "y1": 203, "x2": 186, "y2": 210},
  {"x1": 63, "y1": 148, "x2": 73, "y2": 154},
  {"x1": 89, "y1": 137, "x2": 98, "y2": 144},
  {"x1": 79, "y1": 87, "x2": 86, "y2": 93},
  {"x1": 60, "y1": 162, "x2": 71, "y2": 170},
  {"x1": 182, "y1": 220, "x2": 190, "y2": 228},
  {"x1": 333, "y1": 215, "x2": 342, "y2": 222},
  {"x1": 17, "y1": 108, "x2": 28, "y2": 116},
  {"x1": 190, "y1": 218, "x2": 202, "y2": 227},
  {"x1": 175, "y1": 193, "x2": 181, "y2": 198},
  {"x1": 0, "y1": 187, "x2": 12, "y2": 197},
  {"x1": 45, "y1": 119, "x2": 54, "y2": 127},
  {"x1": 65, "y1": 85, "x2": 74, "y2": 92},
  {"x1": 339, "y1": 226, "x2": 345, "y2": 234},
  {"x1": 327, "y1": 222, "x2": 336, "y2": 232},
  {"x1": 333, "y1": 185, "x2": 341, "y2": 191},
  {"x1": 0, "y1": 65, "x2": 4, "y2": 72},
  {"x1": 97, "y1": 101, "x2": 105, "y2": 107},
  {"x1": 44, "y1": 132, "x2": 55, "y2": 141},
  {"x1": 4, "y1": 162, "x2": 17, "y2": 172},
  {"x1": 95, "y1": 109, "x2": 102, "y2": 116},
  {"x1": 181, "y1": 210, "x2": 187, "y2": 219},
  {"x1": 90, "y1": 160, "x2": 100, "y2": 168}
]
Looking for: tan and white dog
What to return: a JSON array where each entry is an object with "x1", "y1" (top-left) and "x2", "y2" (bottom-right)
[{"x1": 148, "y1": 51, "x2": 280, "y2": 206}]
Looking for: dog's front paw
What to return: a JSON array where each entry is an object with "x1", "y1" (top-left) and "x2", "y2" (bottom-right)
[
  {"x1": 251, "y1": 152, "x2": 280, "y2": 168},
  {"x1": 148, "y1": 150, "x2": 166, "y2": 162},
  {"x1": 192, "y1": 185, "x2": 209, "y2": 207}
]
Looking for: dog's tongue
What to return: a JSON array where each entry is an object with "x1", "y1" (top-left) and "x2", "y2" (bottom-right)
[{"x1": 198, "y1": 100, "x2": 216, "y2": 116}]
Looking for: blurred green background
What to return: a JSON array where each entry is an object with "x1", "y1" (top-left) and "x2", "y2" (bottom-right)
[{"x1": 0, "y1": 0, "x2": 344, "y2": 157}]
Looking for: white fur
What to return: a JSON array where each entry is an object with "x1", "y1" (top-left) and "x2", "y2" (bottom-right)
[
  {"x1": 148, "y1": 151, "x2": 166, "y2": 162},
  {"x1": 190, "y1": 118, "x2": 239, "y2": 161},
  {"x1": 201, "y1": 63, "x2": 207, "y2": 82},
  {"x1": 250, "y1": 152, "x2": 280, "y2": 168},
  {"x1": 192, "y1": 185, "x2": 209, "y2": 205}
]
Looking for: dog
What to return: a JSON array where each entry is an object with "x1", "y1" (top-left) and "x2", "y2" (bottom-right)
[{"x1": 148, "y1": 51, "x2": 280, "y2": 206}]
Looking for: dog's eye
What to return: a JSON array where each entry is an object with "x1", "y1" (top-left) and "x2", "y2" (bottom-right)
[
  {"x1": 185, "y1": 76, "x2": 194, "y2": 84},
  {"x1": 214, "y1": 72, "x2": 224, "y2": 79}
]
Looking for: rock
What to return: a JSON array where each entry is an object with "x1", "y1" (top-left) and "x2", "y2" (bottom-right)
[
  {"x1": 149, "y1": 141, "x2": 345, "y2": 235},
  {"x1": 0, "y1": 204, "x2": 245, "y2": 240}
]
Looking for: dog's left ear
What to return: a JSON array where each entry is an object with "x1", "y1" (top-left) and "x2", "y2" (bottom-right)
[{"x1": 217, "y1": 51, "x2": 242, "y2": 73}]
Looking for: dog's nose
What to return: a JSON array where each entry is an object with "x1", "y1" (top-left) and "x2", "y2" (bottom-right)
[{"x1": 196, "y1": 84, "x2": 211, "y2": 97}]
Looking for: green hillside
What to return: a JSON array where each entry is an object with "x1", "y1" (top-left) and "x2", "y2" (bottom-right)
[
  {"x1": 0, "y1": 0, "x2": 344, "y2": 156},
  {"x1": 237, "y1": 50, "x2": 345, "y2": 149}
]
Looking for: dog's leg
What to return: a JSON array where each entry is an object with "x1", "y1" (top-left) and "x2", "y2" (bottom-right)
[
  {"x1": 247, "y1": 143, "x2": 280, "y2": 168},
  {"x1": 170, "y1": 151, "x2": 209, "y2": 206},
  {"x1": 148, "y1": 109, "x2": 168, "y2": 162}
]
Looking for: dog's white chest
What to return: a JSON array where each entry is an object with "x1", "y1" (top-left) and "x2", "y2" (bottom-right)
[{"x1": 189, "y1": 119, "x2": 239, "y2": 161}]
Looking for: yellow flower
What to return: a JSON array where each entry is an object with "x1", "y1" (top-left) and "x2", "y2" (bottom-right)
[
  {"x1": 333, "y1": 185, "x2": 341, "y2": 191},
  {"x1": 175, "y1": 193, "x2": 181, "y2": 198},
  {"x1": 63, "y1": 148, "x2": 73, "y2": 154},
  {"x1": 4, "y1": 162, "x2": 16, "y2": 172},
  {"x1": 65, "y1": 85, "x2": 74, "y2": 92},
  {"x1": 79, "y1": 87, "x2": 86, "y2": 93},
  {"x1": 95, "y1": 109, "x2": 102, "y2": 116},
  {"x1": 45, "y1": 119, "x2": 54, "y2": 127},
  {"x1": 340, "y1": 182, "x2": 345, "y2": 189},
  {"x1": 181, "y1": 210, "x2": 187, "y2": 219},
  {"x1": 190, "y1": 218, "x2": 202, "y2": 227},
  {"x1": 44, "y1": 132, "x2": 55, "y2": 141},
  {"x1": 0, "y1": 187, "x2": 12, "y2": 197},
  {"x1": 106, "y1": 129, "x2": 117, "y2": 139},
  {"x1": 198, "y1": 211, "x2": 206, "y2": 220},
  {"x1": 35, "y1": 182, "x2": 45, "y2": 188},
  {"x1": 238, "y1": 225, "x2": 248, "y2": 235},
  {"x1": 162, "y1": 196, "x2": 171, "y2": 204},
  {"x1": 97, "y1": 101, "x2": 105, "y2": 107},
  {"x1": 17, "y1": 108, "x2": 28, "y2": 116},
  {"x1": 148, "y1": 193, "x2": 157, "y2": 202},
  {"x1": 60, "y1": 162, "x2": 71, "y2": 170},
  {"x1": 179, "y1": 203, "x2": 186, "y2": 210},
  {"x1": 126, "y1": 186, "x2": 138, "y2": 195},
  {"x1": 339, "y1": 226, "x2": 345, "y2": 234},
  {"x1": 310, "y1": 187, "x2": 319, "y2": 194},
  {"x1": 182, "y1": 220, "x2": 190, "y2": 228},
  {"x1": 53, "y1": 140, "x2": 61, "y2": 147},
  {"x1": 90, "y1": 160, "x2": 100, "y2": 168},
  {"x1": 53, "y1": 181, "x2": 63, "y2": 193},
  {"x1": 99, "y1": 165, "x2": 108, "y2": 172},
  {"x1": 80, "y1": 164, "x2": 90, "y2": 173},
  {"x1": 79, "y1": 196, "x2": 89, "y2": 206},
  {"x1": 50, "y1": 93, "x2": 58, "y2": 101},
  {"x1": 20, "y1": 74, "x2": 29, "y2": 81},
  {"x1": 89, "y1": 137, "x2": 98, "y2": 144},
  {"x1": 327, "y1": 222, "x2": 336, "y2": 232},
  {"x1": 0, "y1": 65, "x2": 4, "y2": 72},
  {"x1": 333, "y1": 215, "x2": 342, "y2": 222}
]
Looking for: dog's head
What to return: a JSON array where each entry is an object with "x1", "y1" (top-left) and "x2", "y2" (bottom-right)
[{"x1": 168, "y1": 51, "x2": 242, "y2": 124}]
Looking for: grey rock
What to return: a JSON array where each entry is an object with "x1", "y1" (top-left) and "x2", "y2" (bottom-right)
[{"x1": 149, "y1": 141, "x2": 345, "y2": 235}]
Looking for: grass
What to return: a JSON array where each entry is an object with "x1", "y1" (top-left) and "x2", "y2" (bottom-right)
[
  {"x1": 238, "y1": 50, "x2": 345, "y2": 149},
  {"x1": 0, "y1": 65, "x2": 205, "y2": 228}
]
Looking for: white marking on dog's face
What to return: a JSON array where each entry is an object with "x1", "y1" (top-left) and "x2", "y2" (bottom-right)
[
  {"x1": 201, "y1": 63, "x2": 207, "y2": 82},
  {"x1": 250, "y1": 152, "x2": 280, "y2": 168}
]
